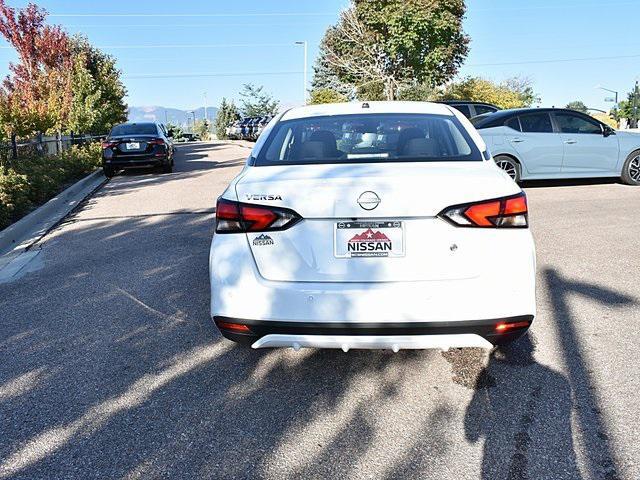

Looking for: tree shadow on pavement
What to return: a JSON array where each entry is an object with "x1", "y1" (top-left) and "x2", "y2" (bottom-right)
[
  {"x1": 464, "y1": 334, "x2": 580, "y2": 480},
  {"x1": 462, "y1": 268, "x2": 635, "y2": 480}
]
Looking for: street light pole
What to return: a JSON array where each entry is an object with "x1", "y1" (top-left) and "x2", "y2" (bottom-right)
[
  {"x1": 596, "y1": 85, "x2": 619, "y2": 106},
  {"x1": 295, "y1": 41, "x2": 308, "y2": 105}
]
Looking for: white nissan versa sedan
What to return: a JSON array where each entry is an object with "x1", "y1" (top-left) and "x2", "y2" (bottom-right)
[{"x1": 209, "y1": 102, "x2": 536, "y2": 351}]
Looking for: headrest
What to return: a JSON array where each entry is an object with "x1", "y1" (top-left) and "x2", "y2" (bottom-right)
[
  {"x1": 300, "y1": 141, "x2": 328, "y2": 159},
  {"x1": 402, "y1": 138, "x2": 438, "y2": 157}
]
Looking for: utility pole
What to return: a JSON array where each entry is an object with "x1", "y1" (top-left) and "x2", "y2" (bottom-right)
[{"x1": 295, "y1": 41, "x2": 308, "y2": 105}]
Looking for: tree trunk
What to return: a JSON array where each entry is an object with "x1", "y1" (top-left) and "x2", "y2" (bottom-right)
[
  {"x1": 385, "y1": 79, "x2": 396, "y2": 101},
  {"x1": 11, "y1": 133, "x2": 17, "y2": 160}
]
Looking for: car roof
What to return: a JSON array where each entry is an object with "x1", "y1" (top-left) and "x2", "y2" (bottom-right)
[
  {"x1": 280, "y1": 101, "x2": 455, "y2": 121},
  {"x1": 117, "y1": 122, "x2": 157, "y2": 126},
  {"x1": 471, "y1": 107, "x2": 600, "y2": 129},
  {"x1": 438, "y1": 100, "x2": 499, "y2": 108}
]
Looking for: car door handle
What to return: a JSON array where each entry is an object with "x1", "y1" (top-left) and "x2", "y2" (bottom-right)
[
  {"x1": 564, "y1": 139, "x2": 577, "y2": 144},
  {"x1": 510, "y1": 138, "x2": 525, "y2": 143}
]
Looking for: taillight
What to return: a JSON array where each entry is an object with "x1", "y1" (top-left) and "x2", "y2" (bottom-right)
[
  {"x1": 101, "y1": 141, "x2": 117, "y2": 149},
  {"x1": 495, "y1": 321, "x2": 531, "y2": 333},
  {"x1": 440, "y1": 192, "x2": 528, "y2": 228},
  {"x1": 148, "y1": 138, "x2": 165, "y2": 146},
  {"x1": 215, "y1": 198, "x2": 302, "y2": 234}
]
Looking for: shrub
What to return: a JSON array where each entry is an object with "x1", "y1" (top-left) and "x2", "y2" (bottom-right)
[
  {"x1": 0, "y1": 170, "x2": 31, "y2": 229},
  {"x1": 0, "y1": 142, "x2": 101, "y2": 230}
]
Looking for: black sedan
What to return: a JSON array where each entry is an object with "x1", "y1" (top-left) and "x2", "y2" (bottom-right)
[{"x1": 102, "y1": 122, "x2": 174, "y2": 178}]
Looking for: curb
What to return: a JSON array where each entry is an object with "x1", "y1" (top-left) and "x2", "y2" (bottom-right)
[{"x1": 0, "y1": 168, "x2": 107, "y2": 258}]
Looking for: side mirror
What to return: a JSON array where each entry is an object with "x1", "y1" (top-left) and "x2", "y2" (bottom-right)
[{"x1": 603, "y1": 126, "x2": 615, "y2": 137}]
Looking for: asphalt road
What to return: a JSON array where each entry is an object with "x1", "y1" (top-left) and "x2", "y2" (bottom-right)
[{"x1": 1, "y1": 142, "x2": 638, "y2": 479}]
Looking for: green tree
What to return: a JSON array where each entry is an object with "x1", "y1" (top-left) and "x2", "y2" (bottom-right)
[
  {"x1": 317, "y1": 0, "x2": 469, "y2": 100},
  {"x1": 397, "y1": 83, "x2": 436, "y2": 102},
  {"x1": 193, "y1": 120, "x2": 211, "y2": 141},
  {"x1": 308, "y1": 88, "x2": 349, "y2": 105},
  {"x1": 214, "y1": 98, "x2": 240, "y2": 139},
  {"x1": 0, "y1": 1, "x2": 73, "y2": 137},
  {"x1": 439, "y1": 76, "x2": 539, "y2": 109},
  {"x1": 616, "y1": 85, "x2": 640, "y2": 127},
  {"x1": 311, "y1": 47, "x2": 353, "y2": 99},
  {"x1": 565, "y1": 101, "x2": 589, "y2": 114},
  {"x1": 166, "y1": 122, "x2": 183, "y2": 139},
  {"x1": 239, "y1": 84, "x2": 279, "y2": 117},
  {"x1": 68, "y1": 36, "x2": 127, "y2": 134}
]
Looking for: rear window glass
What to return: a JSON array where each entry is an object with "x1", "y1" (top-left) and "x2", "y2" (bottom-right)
[
  {"x1": 452, "y1": 104, "x2": 472, "y2": 118},
  {"x1": 519, "y1": 113, "x2": 553, "y2": 133},
  {"x1": 505, "y1": 117, "x2": 521, "y2": 131},
  {"x1": 110, "y1": 124, "x2": 158, "y2": 136},
  {"x1": 255, "y1": 113, "x2": 481, "y2": 166},
  {"x1": 474, "y1": 105, "x2": 498, "y2": 116}
]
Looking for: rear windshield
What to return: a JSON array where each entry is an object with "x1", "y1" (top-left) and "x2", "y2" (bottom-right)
[
  {"x1": 254, "y1": 113, "x2": 482, "y2": 166},
  {"x1": 110, "y1": 124, "x2": 158, "y2": 136}
]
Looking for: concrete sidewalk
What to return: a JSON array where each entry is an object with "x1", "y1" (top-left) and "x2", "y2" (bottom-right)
[{"x1": 0, "y1": 168, "x2": 106, "y2": 281}]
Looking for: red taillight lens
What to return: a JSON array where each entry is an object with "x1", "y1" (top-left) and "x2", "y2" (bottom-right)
[
  {"x1": 495, "y1": 321, "x2": 531, "y2": 333},
  {"x1": 148, "y1": 138, "x2": 165, "y2": 146},
  {"x1": 440, "y1": 192, "x2": 528, "y2": 228},
  {"x1": 101, "y1": 141, "x2": 117, "y2": 149},
  {"x1": 215, "y1": 198, "x2": 301, "y2": 234},
  {"x1": 216, "y1": 320, "x2": 252, "y2": 333}
]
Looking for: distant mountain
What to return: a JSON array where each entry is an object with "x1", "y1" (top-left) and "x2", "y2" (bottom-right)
[{"x1": 127, "y1": 106, "x2": 219, "y2": 126}]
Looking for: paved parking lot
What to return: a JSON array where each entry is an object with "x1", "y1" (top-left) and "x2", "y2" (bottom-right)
[{"x1": 0, "y1": 141, "x2": 638, "y2": 479}]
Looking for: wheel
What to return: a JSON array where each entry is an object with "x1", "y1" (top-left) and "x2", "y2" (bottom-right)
[
  {"x1": 162, "y1": 161, "x2": 173, "y2": 174},
  {"x1": 103, "y1": 166, "x2": 116, "y2": 178},
  {"x1": 621, "y1": 150, "x2": 640, "y2": 185},
  {"x1": 494, "y1": 155, "x2": 521, "y2": 182}
]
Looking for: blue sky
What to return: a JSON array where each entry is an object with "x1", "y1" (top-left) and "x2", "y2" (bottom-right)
[{"x1": 1, "y1": 0, "x2": 639, "y2": 112}]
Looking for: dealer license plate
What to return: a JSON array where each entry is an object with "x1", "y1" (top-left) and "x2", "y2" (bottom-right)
[{"x1": 334, "y1": 221, "x2": 405, "y2": 258}]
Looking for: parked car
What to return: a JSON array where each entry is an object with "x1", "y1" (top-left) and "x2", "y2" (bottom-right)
[
  {"x1": 247, "y1": 117, "x2": 260, "y2": 140},
  {"x1": 228, "y1": 120, "x2": 242, "y2": 140},
  {"x1": 240, "y1": 118, "x2": 253, "y2": 140},
  {"x1": 438, "y1": 100, "x2": 500, "y2": 119},
  {"x1": 210, "y1": 101, "x2": 535, "y2": 351},
  {"x1": 472, "y1": 108, "x2": 639, "y2": 185},
  {"x1": 255, "y1": 116, "x2": 273, "y2": 139},
  {"x1": 181, "y1": 133, "x2": 199, "y2": 142},
  {"x1": 102, "y1": 122, "x2": 174, "y2": 178}
]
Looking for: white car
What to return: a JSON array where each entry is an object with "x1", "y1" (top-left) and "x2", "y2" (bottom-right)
[
  {"x1": 473, "y1": 108, "x2": 640, "y2": 185},
  {"x1": 209, "y1": 102, "x2": 536, "y2": 351}
]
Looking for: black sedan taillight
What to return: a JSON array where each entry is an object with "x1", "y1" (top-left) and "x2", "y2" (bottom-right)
[
  {"x1": 440, "y1": 192, "x2": 528, "y2": 228},
  {"x1": 215, "y1": 198, "x2": 302, "y2": 234}
]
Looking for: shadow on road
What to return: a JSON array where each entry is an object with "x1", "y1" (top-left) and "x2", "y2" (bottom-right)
[
  {"x1": 521, "y1": 177, "x2": 619, "y2": 189},
  {"x1": 459, "y1": 268, "x2": 635, "y2": 480}
]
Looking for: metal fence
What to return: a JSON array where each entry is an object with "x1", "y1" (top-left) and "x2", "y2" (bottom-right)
[{"x1": 0, "y1": 133, "x2": 105, "y2": 162}]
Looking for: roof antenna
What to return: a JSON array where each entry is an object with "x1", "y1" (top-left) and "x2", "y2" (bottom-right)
[{"x1": 362, "y1": 102, "x2": 370, "y2": 109}]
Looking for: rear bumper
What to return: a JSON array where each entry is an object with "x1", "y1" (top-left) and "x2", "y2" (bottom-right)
[
  {"x1": 103, "y1": 155, "x2": 168, "y2": 169},
  {"x1": 214, "y1": 315, "x2": 533, "y2": 350}
]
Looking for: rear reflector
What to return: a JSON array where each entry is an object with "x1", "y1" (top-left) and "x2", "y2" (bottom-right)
[
  {"x1": 216, "y1": 320, "x2": 252, "y2": 333},
  {"x1": 440, "y1": 192, "x2": 528, "y2": 228},
  {"x1": 215, "y1": 197, "x2": 302, "y2": 234},
  {"x1": 495, "y1": 321, "x2": 531, "y2": 333}
]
